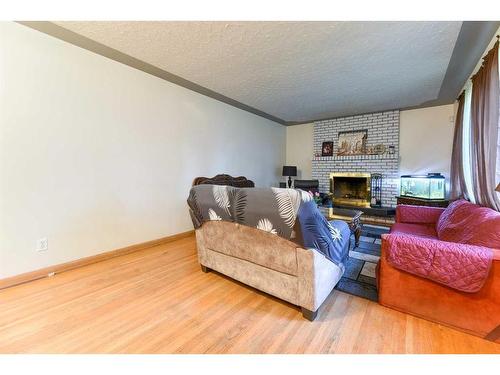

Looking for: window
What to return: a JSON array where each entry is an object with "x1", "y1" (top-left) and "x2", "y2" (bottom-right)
[{"x1": 462, "y1": 81, "x2": 474, "y2": 202}]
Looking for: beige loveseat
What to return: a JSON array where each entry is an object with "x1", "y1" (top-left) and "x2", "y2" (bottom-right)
[{"x1": 195, "y1": 220, "x2": 343, "y2": 320}]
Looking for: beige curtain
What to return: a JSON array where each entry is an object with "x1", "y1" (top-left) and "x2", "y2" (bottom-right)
[
  {"x1": 450, "y1": 92, "x2": 467, "y2": 200},
  {"x1": 470, "y1": 41, "x2": 500, "y2": 210}
]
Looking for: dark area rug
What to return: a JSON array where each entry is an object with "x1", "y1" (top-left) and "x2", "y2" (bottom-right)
[{"x1": 334, "y1": 224, "x2": 389, "y2": 302}]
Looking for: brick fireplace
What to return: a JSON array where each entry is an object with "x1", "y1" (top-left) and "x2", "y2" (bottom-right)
[{"x1": 312, "y1": 110, "x2": 400, "y2": 208}]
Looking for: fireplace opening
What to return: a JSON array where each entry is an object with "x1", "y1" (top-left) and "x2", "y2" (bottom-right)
[
  {"x1": 333, "y1": 177, "x2": 368, "y2": 199},
  {"x1": 330, "y1": 173, "x2": 371, "y2": 208}
]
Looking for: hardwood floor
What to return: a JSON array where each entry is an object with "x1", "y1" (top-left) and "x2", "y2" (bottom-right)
[{"x1": 0, "y1": 234, "x2": 498, "y2": 354}]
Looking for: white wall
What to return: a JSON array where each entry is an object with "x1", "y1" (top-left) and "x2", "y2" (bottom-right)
[
  {"x1": 399, "y1": 104, "x2": 455, "y2": 192},
  {"x1": 0, "y1": 22, "x2": 285, "y2": 279},
  {"x1": 286, "y1": 105, "x2": 456, "y2": 194},
  {"x1": 285, "y1": 123, "x2": 314, "y2": 179}
]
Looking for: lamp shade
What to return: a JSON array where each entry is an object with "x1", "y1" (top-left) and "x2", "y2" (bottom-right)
[
  {"x1": 496, "y1": 183, "x2": 500, "y2": 192},
  {"x1": 282, "y1": 166, "x2": 297, "y2": 177}
]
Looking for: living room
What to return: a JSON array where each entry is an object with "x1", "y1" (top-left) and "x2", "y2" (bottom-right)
[{"x1": 1, "y1": 0, "x2": 500, "y2": 371}]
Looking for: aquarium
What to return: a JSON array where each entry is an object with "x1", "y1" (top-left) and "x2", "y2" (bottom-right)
[{"x1": 400, "y1": 173, "x2": 445, "y2": 200}]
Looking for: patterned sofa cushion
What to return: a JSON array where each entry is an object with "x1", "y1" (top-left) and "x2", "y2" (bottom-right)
[
  {"x1": 188, "y1": 185, "x2": 302, "y2": 239},
  {"x1": 187, "y1": 184, "x2": 235, "y2": 223},
  {"x1": 187, "y1": 185, "x2": 350, "y2": 269},
  {"x1": 297, "y1": 200, "x2": 350, "y2": 267}
]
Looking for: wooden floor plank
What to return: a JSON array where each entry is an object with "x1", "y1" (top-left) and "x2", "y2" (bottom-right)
[{"x1": 0, "y1": 234, "x2": 498, "y2": 354}]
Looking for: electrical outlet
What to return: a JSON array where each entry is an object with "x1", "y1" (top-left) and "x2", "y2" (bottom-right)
[{"x1": 36, "y1": 237, "x2": 48, "y2": 252}]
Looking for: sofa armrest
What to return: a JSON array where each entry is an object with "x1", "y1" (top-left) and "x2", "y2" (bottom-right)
[
  {"x1": 381, "y1": 234, "x2": 493, "y2": 293},
  {"x1": 296, "y1": 248, "x2": 343, "y2": 312},
  {"x1": 395, "y1": 205, "x2": 445, "y2": 224},
  {"x1": 492, "y1": 249, "x2": 500, "y2": 261}
]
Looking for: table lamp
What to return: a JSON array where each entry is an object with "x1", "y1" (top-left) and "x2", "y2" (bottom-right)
[{"x1": 282, "y1": 166, "x2": 297, "y2": 188}]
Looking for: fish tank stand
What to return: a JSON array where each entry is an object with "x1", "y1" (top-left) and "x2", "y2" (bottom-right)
[{"x1": 396, "y1": 195, "x2": 449, "y2": 208}]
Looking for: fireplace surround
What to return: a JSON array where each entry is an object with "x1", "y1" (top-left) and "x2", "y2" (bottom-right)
[{"x1": 330, "y1": 172, "x2": 371, "y2": 208}]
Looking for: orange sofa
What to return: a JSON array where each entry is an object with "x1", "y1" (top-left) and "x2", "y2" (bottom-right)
[{"x1": 378, "y1": 203, "x2": 500, "y2": 342}]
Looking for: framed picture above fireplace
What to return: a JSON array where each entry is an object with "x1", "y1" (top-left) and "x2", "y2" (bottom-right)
[{"x1": 337, "y1": 130, "x2": 367, "y2": 156}]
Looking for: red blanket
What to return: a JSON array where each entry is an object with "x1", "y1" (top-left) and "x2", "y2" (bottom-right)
[{"x1": 384, "y1": 234, "x2": 493, "y2": 293}]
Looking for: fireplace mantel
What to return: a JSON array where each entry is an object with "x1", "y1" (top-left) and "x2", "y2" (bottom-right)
[
  {"x1": 312, "y1": 155, "x2": 398, "y2": 162},
  {"x1": 312, "y1": 110, "x2": 400, "y2": 208}
]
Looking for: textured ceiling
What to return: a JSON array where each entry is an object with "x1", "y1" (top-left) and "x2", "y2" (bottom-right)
[{"x1": 55, "y1": 21, "x2": 462, "y2": 123}]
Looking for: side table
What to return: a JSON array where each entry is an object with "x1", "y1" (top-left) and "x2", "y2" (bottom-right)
[{"x1": 321, "y1": 206, "x2": 363, "y2": 247}]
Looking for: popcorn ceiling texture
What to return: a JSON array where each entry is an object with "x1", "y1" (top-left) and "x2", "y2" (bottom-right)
[
  {"x1": 312, "y1": 110, "x2": 400, "y2": 208},
  {"x1": 55, "y1": 21, "x2": 461, "y2": 123}
]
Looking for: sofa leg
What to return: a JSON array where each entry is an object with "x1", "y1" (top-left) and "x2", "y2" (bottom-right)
[
  {"x1": 200, "y1": 265, "x2": 211, "y2": 273},
  {"x1": 301, "y1": 307, "x2": 318, "y2": 321}
]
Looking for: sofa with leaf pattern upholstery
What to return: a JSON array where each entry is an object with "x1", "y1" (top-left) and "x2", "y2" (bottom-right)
[{"x1": 187, "y1": 182, "x2": 350, "y2": 320}]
